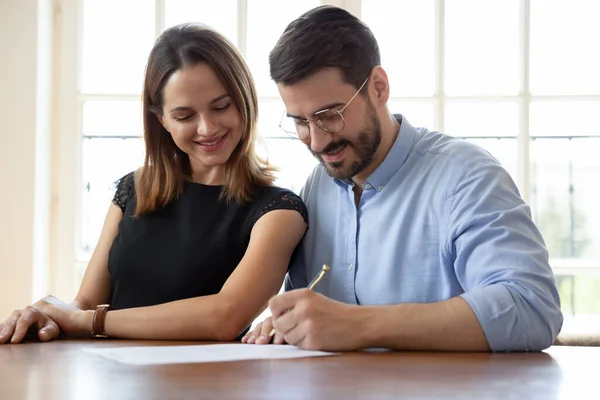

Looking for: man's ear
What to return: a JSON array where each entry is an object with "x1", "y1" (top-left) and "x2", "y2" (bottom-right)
[{"x1": 370, "y1": 66, "x2": 390, "y2": 109}]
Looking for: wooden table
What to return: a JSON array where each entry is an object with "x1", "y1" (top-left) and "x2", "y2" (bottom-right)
[{"x1": 0, "y1": 340, "x2": 597, "y2": 399}]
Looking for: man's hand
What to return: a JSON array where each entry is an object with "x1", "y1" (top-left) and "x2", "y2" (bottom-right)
[
  {"x1": 268, "y1": 289, "x2": 363, "y2": 351},
  {"x1": 0, "y1": 306, "x2": 60, "y2": 344},
  {"x1": 241, "y1": 316, "x2": 286, "y2": 345}
]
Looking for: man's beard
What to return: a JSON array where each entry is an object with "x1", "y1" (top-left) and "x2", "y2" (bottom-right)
[{"x1": 309, "y1": 103, "x2": 382, "y2": 180}]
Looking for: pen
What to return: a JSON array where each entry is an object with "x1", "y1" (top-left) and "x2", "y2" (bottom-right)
[{"x1": 269, "y1": 264, "x2": 330, "y2": 337}]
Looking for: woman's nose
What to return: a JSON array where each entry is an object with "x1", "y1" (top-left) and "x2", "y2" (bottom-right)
[{"x1": 197, "y1": 114, "x2": 218, "y2": 136}]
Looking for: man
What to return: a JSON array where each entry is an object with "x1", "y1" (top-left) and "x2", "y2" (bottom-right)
[{"x1": 242, "y1": 5, "x2": 562, "y2": 352}]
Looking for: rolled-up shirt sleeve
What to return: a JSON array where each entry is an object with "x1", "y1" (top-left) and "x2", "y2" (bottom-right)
[{"x1": 449, "y1": 160, "x2": 563, "y2": 351}]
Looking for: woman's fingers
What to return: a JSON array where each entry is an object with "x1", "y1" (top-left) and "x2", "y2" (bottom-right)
[{"x1": 37, "y1": 317, "x2": 60, "y2": 342}]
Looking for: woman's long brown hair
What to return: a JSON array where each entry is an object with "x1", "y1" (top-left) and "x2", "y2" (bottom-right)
[{"x1": 135, "y1": 24, "x2": 276, "y2": 217}]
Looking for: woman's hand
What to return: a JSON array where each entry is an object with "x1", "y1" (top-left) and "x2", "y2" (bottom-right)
[
  {"x1": 0, "y1": 306, "x2": 60, "y2": 344},
  {"x1": 241, "y1": 316, "x2": 286, "y2": 345},
  {"x1": 0, "y1": 295, "x2": 93, "y2": 344},
  {"x1": 34, "y1": 295, "x2": 92, "y2": 337}
]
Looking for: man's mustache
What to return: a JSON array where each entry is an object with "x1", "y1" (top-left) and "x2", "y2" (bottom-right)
[{"x1": 314, "y1": 140, "x2": 352, "y2": 156}]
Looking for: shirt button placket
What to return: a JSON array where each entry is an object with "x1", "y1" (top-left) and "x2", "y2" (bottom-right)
[{"x1": 345, "y1": 185, "x2": 359, "y2": 304}]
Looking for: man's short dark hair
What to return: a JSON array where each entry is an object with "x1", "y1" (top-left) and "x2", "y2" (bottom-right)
[{"x1": 269, "y1": 5, "x2": 380, "y2": 90}]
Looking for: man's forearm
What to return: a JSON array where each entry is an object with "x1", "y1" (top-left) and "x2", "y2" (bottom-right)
[{"x1": 356, "y1": 296, "x2": 490, "y2": 351}]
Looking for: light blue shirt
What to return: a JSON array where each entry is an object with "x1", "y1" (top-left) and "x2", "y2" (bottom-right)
[{"x1": 286, "y1": 115, "x2": 563, "y2": 351}]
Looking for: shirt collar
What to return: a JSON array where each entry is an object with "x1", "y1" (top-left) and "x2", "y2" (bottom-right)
[{"x1": 334, "y1": 114, "x2": 418, "y2": 189}]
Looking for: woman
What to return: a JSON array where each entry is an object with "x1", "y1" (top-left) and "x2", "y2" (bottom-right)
[{"x1": 0, "y1": 24, "x2": 307, "y2": 344}]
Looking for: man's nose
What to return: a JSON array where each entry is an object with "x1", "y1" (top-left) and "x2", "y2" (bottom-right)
[{"x1": 306, "y1": 121, "x2": 332, "y2": 153}]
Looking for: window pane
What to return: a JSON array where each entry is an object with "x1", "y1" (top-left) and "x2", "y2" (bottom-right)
[
  {"x1": 165, "y1": 0, "x2": 238, "y2": 46},
  {"x1": 83, "y1": 100, "x2": 143, "y2": 137},
  {"x1": 445, "y1": 102, "x2": 519, "y2": 183},
  {"x1": 246, "y1": 0, "x2": 320, "y2": 97},
  {"x1": 362, "y1": 0, "x2": 434, "y2": 96},
  {"x1": 81, "y1": 138, "x2": 145, "y2": 256},
  {"x1": 82, "y1": 0, "x2": 155, "y2": 94},
  {"x1": 531, "y1": 138, "x2": 600, "y2": 260},
  {"x1": 387, "y1": 100, "x2": 434, "y2": 129},
  {"x1": 532, "y1": 139, "x2": 572, "y2": 257},
  {"x1": 571, "y1": 138, "x2": 600, "y2": 260},
  {"x1": 463, "y1": 138, "x2": 518, "y2": 182},
  {"x1": 262, "y1": 138, "x2": 318, "y2": 194},
  {"x1": 556, "y1": 274, "x2": 600, "y2": 317},
  {"x1": 445, "y1": 0, "x2": 519, "y2": 95},
  {"x1": 258, "y1": 98, "x2": 287, "y2": 138},
  {"x1": 531, "y1": 0, "x2": 600, "y2": 95},
  {"x1": 445, "y1": 102, "x2": 519, "y2": 137},
  {"x1": 530, "y1": 101, "x2": 600, "y2": 137}
]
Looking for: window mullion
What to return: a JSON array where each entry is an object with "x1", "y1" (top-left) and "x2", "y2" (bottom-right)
[
  {"x1": 321, "y1": 0, "x2": 344, "y2": 7},
  {"x1": 343, "y1": 0, "x2": 361, "y2": 15},
  {"x1": 79, "y1": 93, "x2": 142, "y2": 102},
  {"x1": 155, "y1": 0, "x2": 166, "y2": 38},
  {"x1": 518, "y1": 0, "x2": 531, "y2": 202},
  {"x1": 434, "y1": 0, "x2": 445, "y2": 132},
  {"x1": 237, "y1": 0, "x2": 247, "y2": 56}
]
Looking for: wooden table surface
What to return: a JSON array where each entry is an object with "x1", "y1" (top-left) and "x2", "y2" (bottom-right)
[{"x1": 0, "y1": 340, "x2": 597, "y2": 399}]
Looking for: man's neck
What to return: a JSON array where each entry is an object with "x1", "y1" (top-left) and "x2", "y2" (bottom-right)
[
  {"x1": 352, "y1": 184, "x2": 363, "y2": 207},
  {"x1": 351, "y1": 113, "x2": 401, "y2": 188}
]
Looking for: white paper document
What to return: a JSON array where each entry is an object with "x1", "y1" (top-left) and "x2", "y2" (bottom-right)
[{"x1": 82, "y1": 344, "x2": 337, "y2": 365}]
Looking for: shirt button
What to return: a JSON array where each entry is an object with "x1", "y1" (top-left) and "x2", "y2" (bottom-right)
[
  {"x1": 364, "y1": 184, "x2": 372, "y2": 190},
  {"x1": 377, "y1": 185, "x2": 384, "y2": 192},
  {"x1": 348, "y1": 264, "x2": 354, "y2": 270}
]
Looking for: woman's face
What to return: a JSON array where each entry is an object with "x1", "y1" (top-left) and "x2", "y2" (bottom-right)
[{"x1": 160, "y1": 62, "x2": 243, "y2": 182}]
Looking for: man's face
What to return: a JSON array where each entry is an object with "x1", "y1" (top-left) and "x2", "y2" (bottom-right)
[{"x1": 277, "y1": 68, "x2": 381, "y2": 181}]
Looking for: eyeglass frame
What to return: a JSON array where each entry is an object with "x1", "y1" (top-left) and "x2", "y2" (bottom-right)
[{"x1": 278, "y1": 77, "x2": 370, "y2": 140}]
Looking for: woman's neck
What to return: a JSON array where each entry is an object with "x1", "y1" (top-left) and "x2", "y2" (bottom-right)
[{"x1": 189, "y1": 164, "x2": 223, "y2": 186}]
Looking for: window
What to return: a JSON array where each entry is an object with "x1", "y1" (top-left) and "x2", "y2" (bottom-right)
[
  {"x1": 62, "y1": 0, "x2": 600, "y2": 324},
  {"x1": 245, "y1": 0, "x2": 321, "y2": 193},
  {"x1": 79, "y1": 0, "x2": 153, "y2": 256},
  {"x1": 361, "y1": 0, "x2": 600, "y2": 323},
  {"x1": 77, "y1": 0, "x2": 320, "y2": 257}
]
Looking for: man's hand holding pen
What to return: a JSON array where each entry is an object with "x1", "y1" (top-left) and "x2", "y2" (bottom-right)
[{"x1": 242, "y1": 289, "x2": 365, "y2": 351}]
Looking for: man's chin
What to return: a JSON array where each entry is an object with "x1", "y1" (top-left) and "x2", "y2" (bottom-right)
[{"x1": 322, "y1": 162, "x2": 351, "y2": 180}]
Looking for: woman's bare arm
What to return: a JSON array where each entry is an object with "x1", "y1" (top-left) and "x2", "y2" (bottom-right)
[
  {"x1": 72, "y1": 203, "x2": 123, "y2": 310},
  {"x1": 89, "y1": 208, "x2": 307, "y2": 340}
]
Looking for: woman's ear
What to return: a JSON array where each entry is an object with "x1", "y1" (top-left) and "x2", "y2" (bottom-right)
[
  {"x1": 156, "y1": 113, "x2": 169, "y2": 133},
  {"x1": 370, "y1": 66, "x2": 390, "y2": 108}
]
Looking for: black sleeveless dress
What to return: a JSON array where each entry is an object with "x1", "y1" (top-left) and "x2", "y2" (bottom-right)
[{"x1": 106, "y1": 172, "x2": 308, "y2": 337}]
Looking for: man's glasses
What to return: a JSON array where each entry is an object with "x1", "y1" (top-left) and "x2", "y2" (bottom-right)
[{"x1": 279, "y1": 77, "x2": 369, "y2": 140}]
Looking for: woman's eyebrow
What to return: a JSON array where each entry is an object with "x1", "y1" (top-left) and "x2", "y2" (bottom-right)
[{"x1": 169, "y1": 94, "x2": 231, "y2": 113}]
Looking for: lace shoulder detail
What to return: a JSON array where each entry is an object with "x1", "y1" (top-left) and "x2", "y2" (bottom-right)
[
  {"x1": 112, "y1": 171, "x2": 135, "y2": 212},
  {"x1": 260, "y1": 191, "x2": 308, "y2": 224}
]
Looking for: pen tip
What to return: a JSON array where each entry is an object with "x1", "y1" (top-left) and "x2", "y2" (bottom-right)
[{"x1": 322, "y1": 265, "x2": 330, "y2": 271}]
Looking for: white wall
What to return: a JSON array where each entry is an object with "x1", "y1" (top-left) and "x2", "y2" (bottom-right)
[{"x1": 0, "y1": 0, "x2": 53, "y2": 318}]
